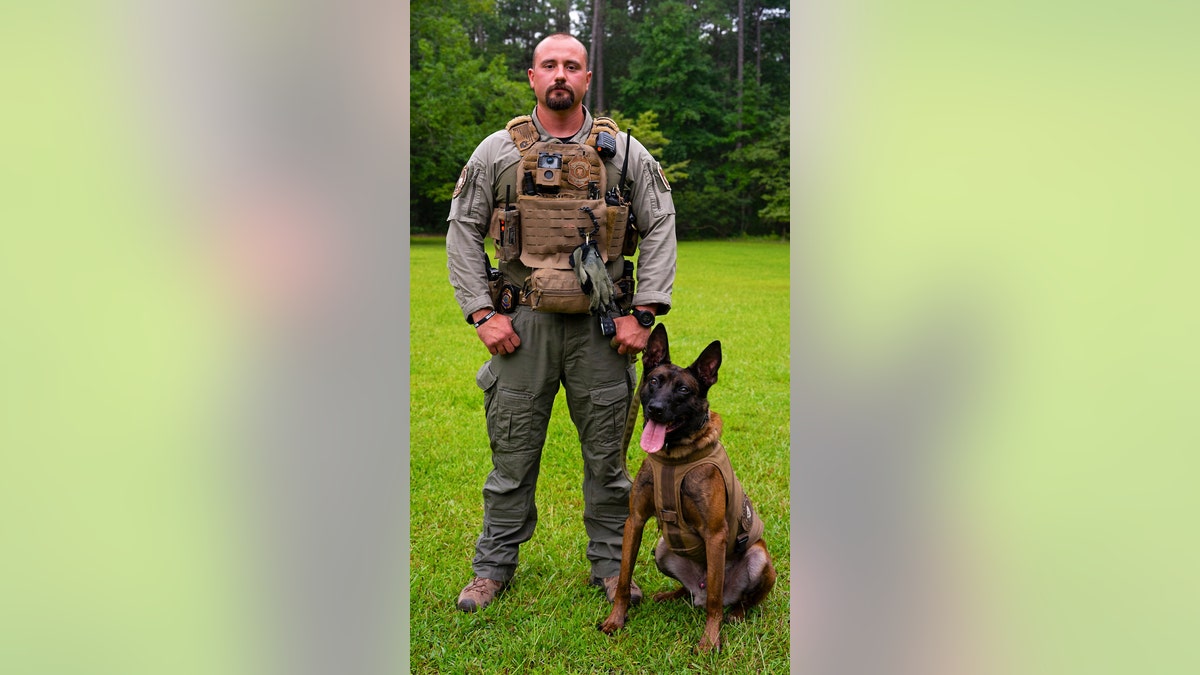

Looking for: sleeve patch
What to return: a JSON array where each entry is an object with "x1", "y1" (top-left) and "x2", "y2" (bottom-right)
[
  {"x1": 655, "y1": 163, "x2": 671, "y2": 192},
  {"x1": 452, "y1": 166, "x2": 469, "y2": 199}
]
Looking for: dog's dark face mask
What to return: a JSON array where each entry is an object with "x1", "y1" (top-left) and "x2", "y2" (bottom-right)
[{"x1": 639, "y1": 324, "x2": 722, "y2": 453}]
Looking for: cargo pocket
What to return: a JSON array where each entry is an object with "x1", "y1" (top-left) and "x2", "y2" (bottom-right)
[
  {"x1": 589, "y1": 380, "x2": 630, "y2": 443},
  {"x1": 479, "y1": 362, "x2": 537, "y2": 450}
]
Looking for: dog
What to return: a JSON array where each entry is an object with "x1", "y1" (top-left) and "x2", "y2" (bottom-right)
[{"x1": 598, "y1": 324, "x2": 776, "y2": 653}]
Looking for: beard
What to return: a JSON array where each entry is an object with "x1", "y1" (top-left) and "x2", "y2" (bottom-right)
[{"x1": 546, "y1": 86, "x2": 575, "y2": 110}]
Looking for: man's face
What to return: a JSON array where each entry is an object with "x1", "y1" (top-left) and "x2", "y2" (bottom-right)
[{"x1": 528, "y1": 37, "x2": 591, "y2": 112}]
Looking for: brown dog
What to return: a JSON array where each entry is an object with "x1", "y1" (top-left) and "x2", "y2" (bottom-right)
[{"x1": 598, "y1": 324, "x2": 775, "y2": 653}]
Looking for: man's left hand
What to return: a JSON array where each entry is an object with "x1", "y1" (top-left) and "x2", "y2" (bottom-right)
[{"x1": 609, "y1": 315, "x2": 651, "y2": 355}]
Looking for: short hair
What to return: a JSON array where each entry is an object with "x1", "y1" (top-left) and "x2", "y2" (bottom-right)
[{"x1": 532, "y1": 33, "x2": 589, "y2": 68}]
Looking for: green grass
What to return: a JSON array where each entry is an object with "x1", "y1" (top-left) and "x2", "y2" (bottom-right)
[{"x1": 409, "y1": 237, "x2": 790, "y2": 673}]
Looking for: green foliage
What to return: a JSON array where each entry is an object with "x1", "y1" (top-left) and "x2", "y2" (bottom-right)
[
  {"x1": 608, "y1": 109, "x2": 690, "y2": 183},
  {"x1": 728, "y1": 115, "x2": 790, "y2": 231},
  {"x1": 410, "y1": 237, "x2": 791, "y2": 673},
  {"x1": 411, "y1": 4, "x2": 530, "y2": 204},
  {"x1": 619, "y1": 1, "x2": 726, "y2": 166},
  {"x1": 409, "y1": 0, "x2": 792, "y2": 237}
]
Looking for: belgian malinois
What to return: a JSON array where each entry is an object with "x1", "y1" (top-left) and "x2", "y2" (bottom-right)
[{"x1": 598, "y1": 324, "x2": 775, "y2": 653}]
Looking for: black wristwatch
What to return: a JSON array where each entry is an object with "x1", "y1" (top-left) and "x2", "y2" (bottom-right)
[{"x1": 631, "y1": 307, "x2": 655, "y2": 328}]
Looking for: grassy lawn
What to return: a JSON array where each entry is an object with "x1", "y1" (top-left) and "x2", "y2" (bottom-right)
[{"x1": 408, "y1": 237, "x2": 790, "y2": 673}]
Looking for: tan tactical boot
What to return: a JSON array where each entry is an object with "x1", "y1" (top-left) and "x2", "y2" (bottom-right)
[
  {"x1": 456, "y1": 577, "x2": 507, "y2": 612},
  {"x1": 591, "y1": 576, "x2": 643, "y2": 606}
]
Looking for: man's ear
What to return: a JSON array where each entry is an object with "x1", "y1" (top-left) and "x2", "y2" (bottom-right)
[
  {"x1": 642, "y1": 324, "x2": 671, "y2": 373},
  {"x1": 689, "y1": 340, "x2": 722, "y2": 395}
]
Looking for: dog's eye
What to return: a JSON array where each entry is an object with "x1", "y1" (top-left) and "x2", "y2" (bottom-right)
[
  {"x1": 649, "y1": 377, "x2": 659, "y2": 387},
  {"x1": 677, "y1": 385, "x2": 690, "y2": 394}
]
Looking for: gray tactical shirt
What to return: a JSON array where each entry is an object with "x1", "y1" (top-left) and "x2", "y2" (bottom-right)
[{"x1": 446, "y1": 106, "x2": 677, "y2": 321}]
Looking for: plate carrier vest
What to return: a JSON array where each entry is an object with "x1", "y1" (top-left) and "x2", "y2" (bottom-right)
[{"x1": 492, "y1": 115, "x2": 633, "y2": 276}]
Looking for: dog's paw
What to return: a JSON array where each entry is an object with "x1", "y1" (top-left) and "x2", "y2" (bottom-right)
[
  {"x1": 725, "y1": 606, "x2": 747, "y2": 623},
  {"x1": 695, "y1": 634, "x2": 722, "y2": 654},
  {"x1": 596, "y1": 614, "x2": 625, "y2": 635}
]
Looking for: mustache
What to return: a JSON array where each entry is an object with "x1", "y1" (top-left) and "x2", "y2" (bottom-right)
[{"x1": 547, "y1": 84, "x2": 573, "y2": 95}]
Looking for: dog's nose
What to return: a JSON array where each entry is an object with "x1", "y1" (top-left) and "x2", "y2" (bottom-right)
[{"x1": 646, "y1": 401, "x2": 665, "y2": 418}]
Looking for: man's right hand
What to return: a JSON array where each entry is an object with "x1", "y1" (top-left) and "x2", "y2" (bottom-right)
[{"x1": 473, "y1": 310, "x2": 520, "y2": 355}]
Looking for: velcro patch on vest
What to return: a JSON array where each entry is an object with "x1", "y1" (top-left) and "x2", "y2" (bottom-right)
[{"x1": 505, "y1": 116, "x2": 539, "y2": 152}]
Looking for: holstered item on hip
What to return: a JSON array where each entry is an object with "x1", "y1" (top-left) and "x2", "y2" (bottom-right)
[
  {"x1": 614, "y1": 260, "x2": 635, "y2": 312},
  {"x1": 486, "y1": 266, "x2": 504, "y2": 309}
]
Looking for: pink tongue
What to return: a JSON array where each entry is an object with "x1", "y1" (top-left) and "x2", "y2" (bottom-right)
[{"x1": 641, "y1": 420, "x2": 668, "y2": 453}]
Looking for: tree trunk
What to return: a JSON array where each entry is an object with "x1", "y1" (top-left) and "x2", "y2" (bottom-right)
[
  {"x1": 755, "y1": 3, "x2": 763, "y2": 85},
  {"x1": 554, "y1": 0, "x2": 571, "y2": 33},
  {"x1": 737, "y1": 0, "x2": 744, "y2": 127},
  {"x1": 589, "y1": 0, "x2": 605, "y2": 113}
]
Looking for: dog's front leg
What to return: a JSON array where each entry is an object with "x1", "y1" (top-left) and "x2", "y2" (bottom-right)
[
  {"x1": 697, "y1": 524, "x2": 728, "y2": 653},
  {"x1": 597, "y1": 510, "x2": 648, "y2": 635}
]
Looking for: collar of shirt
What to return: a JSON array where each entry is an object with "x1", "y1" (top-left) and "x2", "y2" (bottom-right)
[{"x1": 530, "y1": 106, "x2": 593, "y2": 143}]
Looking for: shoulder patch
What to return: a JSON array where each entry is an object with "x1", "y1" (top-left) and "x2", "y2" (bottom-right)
[
  {"x1": 655, "y1": 164, "x2": 672, "y2": 192},
  {"x1": 452, "y1": 166, "x2": 468, "y2": 199}
]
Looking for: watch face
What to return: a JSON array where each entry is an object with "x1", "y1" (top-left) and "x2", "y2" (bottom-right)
[{"x1": 635, "y1": 309, "x2": 654, "y2": 327}]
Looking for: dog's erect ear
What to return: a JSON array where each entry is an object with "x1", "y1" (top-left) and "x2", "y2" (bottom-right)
[
  {"x1": 642, "y1": 324, "x2": 670, "y2": 373},
  {"x1": 689, "y1": 340, "x2": 722, "y2": 395}
]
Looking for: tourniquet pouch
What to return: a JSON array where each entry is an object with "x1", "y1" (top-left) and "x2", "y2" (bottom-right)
[
  {"x1": 605, "y1": 203, "x2": 629, "y2": 260},
  {"x1": 526, "y1": 267, "x2": 591, "y2": 313},
  {"x1": 488, "y1": 206, "x2": 521, "y2": 262}
]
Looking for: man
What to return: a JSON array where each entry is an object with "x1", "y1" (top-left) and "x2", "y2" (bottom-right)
[{"x1": 446, "y1": 33, "x2": 677, "y2": 612}]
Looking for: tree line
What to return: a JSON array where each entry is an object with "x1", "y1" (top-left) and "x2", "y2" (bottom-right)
[{"x1": 411, "y1": 0, "x2": 790, "y2": 239}]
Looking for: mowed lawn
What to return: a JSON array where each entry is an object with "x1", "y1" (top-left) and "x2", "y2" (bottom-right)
[{"x1": 409, "y1": 237, "x2": 790, "y2": 673}]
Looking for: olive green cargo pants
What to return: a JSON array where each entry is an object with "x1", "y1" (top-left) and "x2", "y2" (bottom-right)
[{"x1": 471, "y1": 306, "x2": 636, "y2": 583}]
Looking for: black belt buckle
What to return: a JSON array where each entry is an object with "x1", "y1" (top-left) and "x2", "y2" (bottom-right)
[{"x1": 734, "y1": 533, "x2": 749, "y2": 554}]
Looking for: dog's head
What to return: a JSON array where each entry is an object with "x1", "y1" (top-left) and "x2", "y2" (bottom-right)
[{"x1": 639, "y1": 324, "x2": 722, "y2": 454}]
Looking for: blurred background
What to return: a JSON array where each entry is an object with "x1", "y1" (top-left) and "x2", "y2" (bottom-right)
[
  {"x1": 2, "y1": 2, "x2": 408, "y2": 674},
  {"x1": 791, "y1": 1, "x2": 1199, "y2": 674},
  {"x1": 2, "y1": 1, "x2": 1197, "y2": 674}
]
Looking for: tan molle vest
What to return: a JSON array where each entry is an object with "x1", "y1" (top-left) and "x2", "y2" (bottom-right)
[
  {"x1": 648, "y1": 433, "x2": 765, "y2": 561},
  {"x1": 489, "y1": 116, "x2": 629, "y2": 272}
]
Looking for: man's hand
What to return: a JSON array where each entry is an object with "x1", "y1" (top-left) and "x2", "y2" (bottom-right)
[
  {"x1": 473, "y1": 310, "x2": 520, "y2": 355},
  {"x1": 609, "y1": 315, "x2": 651, "y2": 355}
]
